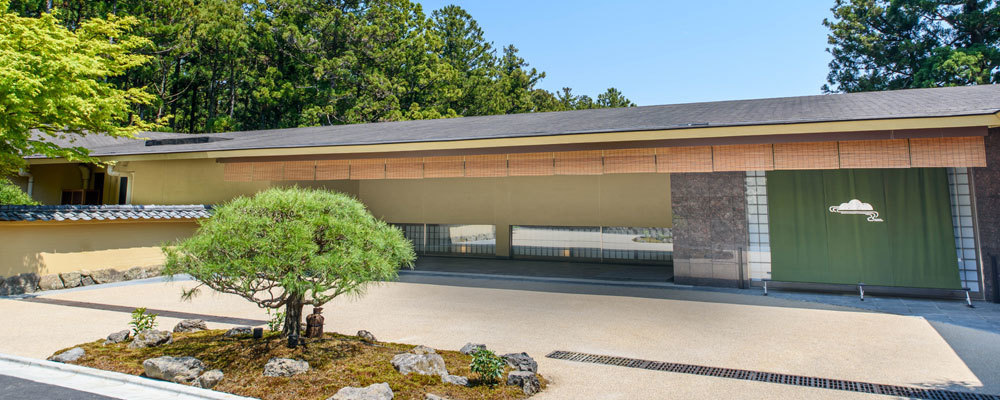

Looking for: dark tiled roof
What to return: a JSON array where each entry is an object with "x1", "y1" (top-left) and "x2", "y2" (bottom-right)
[
  {"x1": 29, "y1": 85, "x2": 1000, "y2": 158},
  {"x1": 0, "y1": 205, "x2": 212, "y2": 222}
]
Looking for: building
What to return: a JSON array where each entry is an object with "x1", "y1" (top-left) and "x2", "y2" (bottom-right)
[{"x1": 3, "y1": 85, "x2": 999, "y2": 301}]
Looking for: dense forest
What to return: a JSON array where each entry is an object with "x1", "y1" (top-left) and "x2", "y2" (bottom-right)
[{"x1": 8, "y1": 0, "x2": 635, "y2": 134}]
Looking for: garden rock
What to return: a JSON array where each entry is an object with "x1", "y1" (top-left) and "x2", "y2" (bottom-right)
[
  {"x1": 195, "y1": 369, "x2": 224, "y2": 389},
  {"x1": 263, "y1": 358, "x2": 309, "y2": 377},
  {"x1": 48, "y1": 347, "x2": 84, "y2": 363},
  {"x1": 38, "y1": 274, "x2": 65, "y2": 291},
  {"x1": 424, "y1": 395, "x2": 449, "y2": 400},
  {"x1": 328, "y1": 382, "x2": 393, "y2": 400},
  {"x1": 442, "y1": 374, "x2": 468, "y2": 386},
  {"x1": 173, "y1": 319, "x2": 207, "y2": 332},
  {"x1": 90, "y1": 268, "x2": 123, "y2": 284},
  {"x1": 459, "y1": 343, "x2": 485, "y2": 355},
  {"x1": 502, "y1": 352, "x2": 538, "y2": 373},
  {"x1": 104, "y1": 329, "x2": 131, "y2": 345},
  {"x1": 128, "y1": 330, "x2": 173, "y2": 349},
  {"x1": 506, "y1": 371, "x2": 541, "y2": 395},
  {"x1": 5, "y1": 273, "x2": 40, "y2": 294},
  {"x1": 123, "y1": 266, "x2": 150, "y2": 281},
  {"x1": 143, "y1": 356, "x2": 205, "y2": 384},
  {"x1": 60, "y1": 272, "x2": 83, "y2": 288},
  {"x1": 391, "y1": 347, "x2": 447, "y2": 377},
  {"x1": 357, "y1": 330, "x2": 377, "y2": 343},
  {"x1": 223, "y1": 326, "x2": 252, "y2": 337}
]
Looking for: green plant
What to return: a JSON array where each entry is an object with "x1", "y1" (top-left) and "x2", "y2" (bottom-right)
[
  {"x1": 470, "y1": 348, "x2": 506, "y2": 385},
  {"x1": 164, "y1": 187, "x2": 416, "y2": 338},
  {"x1": 266, "y1": 310, "x2": 285, "y2": 332},
  {"x1": 0, "y1": 180, "x2": 37, "y2": 205},
  {"x1": 129, "y1": 307, "x2": 158, "y2": 335}
]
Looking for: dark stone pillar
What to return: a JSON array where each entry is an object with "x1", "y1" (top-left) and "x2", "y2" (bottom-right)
[
  {"x1": 671, "y1": 172, "x2": 748, "y2": 287},
  {"x1": 973, "y1": 128, "x2": 1000, "y2": 302}
]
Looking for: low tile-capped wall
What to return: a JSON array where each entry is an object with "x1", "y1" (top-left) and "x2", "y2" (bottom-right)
[{"x1": 0, "y1": 265, "x2": 163, "y2": 296}]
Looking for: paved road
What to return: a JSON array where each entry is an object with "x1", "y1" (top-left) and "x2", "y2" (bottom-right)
[{"x1": 0, "y1": 374, "x2": 117, "y2": 400}]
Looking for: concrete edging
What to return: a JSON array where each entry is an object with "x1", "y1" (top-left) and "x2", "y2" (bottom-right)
[{"x1": 0, "y1": 352, "x2": 255, "y2": 400}]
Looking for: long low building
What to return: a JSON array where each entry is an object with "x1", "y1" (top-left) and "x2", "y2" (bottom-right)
[{"x1": 4, "y1": 85, "x2": 999, "y2": 301}]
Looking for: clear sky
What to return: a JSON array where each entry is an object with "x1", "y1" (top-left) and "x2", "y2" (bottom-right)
[{"x1": 416, "y1": 0, "x2": 835, "y2": 106}]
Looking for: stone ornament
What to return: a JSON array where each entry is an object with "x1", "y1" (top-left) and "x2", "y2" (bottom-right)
[{"x1": 305, "y1": 307, "x2": 325, "y2": 338}]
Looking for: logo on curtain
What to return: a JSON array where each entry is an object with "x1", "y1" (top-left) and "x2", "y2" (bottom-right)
[{"x1": 829, "y1": 199, "x2": 883, "y2": 222}]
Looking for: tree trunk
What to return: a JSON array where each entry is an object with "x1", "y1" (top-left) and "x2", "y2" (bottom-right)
[{"x1": 282, "y1": 296, "x2": 304, "y2": 338}]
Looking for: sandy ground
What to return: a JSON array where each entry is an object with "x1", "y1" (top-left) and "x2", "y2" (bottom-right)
[{"x1": 0, "y1": 277, "x2": 986, "y2": 399}]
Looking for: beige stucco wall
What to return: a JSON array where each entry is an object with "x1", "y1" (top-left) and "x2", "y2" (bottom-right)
[{"x1": 0, "y1": 220, "x2": 198, "y2": 277}]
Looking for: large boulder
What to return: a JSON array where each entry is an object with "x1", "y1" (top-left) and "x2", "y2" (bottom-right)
[
  {"x1": 502, "y1": 352, "x2": 538, "y2": 373},
  {"x1": 90, "y1": 268, "x2": 124, "y2": 284},
  {"x1": 48, "y1": 347, "x2": 84, "y2": 363},
  {"x1": 391, "y1": 346, "x2": 447, "y2": 377},
  {"x1": 143, "y1": 356, "x2": 205, "y2": 384},
  {"x1": 59, "y1": 272, "x2": 83, "y2": 288},
  {"x1": 223, "y1": 326, "x2": 252, "y2": 337},
  {"x1": 459, "y1": 343, "x2": 485, "y2": 355},
  {"x1": 263, "y1": 358, "x2": 309, "y2": 377},
  {"x1": 4, "y1": 273, "x2": 40, "y2": 294},
  {"x1": 104, "y1": 329, "x2": 131, "y2": 345},
  {"x1": 357, "y1": 330, "x2": 377, "y2": 343},
  {"x1": 38, "y1": 274, "x2": 65, "y2": 291},
  {"x1": 506, "y1": 371, "x2": 541, "y2": 395},
  {"x1": 173, "y1": 319, "x2": 207, "y2": 333},
  {"x1": 195, "y1": 369, "x2": 224, "y2": 389},
  {"x1": 128, "y1": 330, "x2": 173, "y2": 349},
  {"x1": 328, "y1": 382, "x2": 394, "y2": 400}
]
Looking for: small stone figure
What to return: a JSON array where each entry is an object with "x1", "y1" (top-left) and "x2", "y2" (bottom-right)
[{"x1": 305, "y1": 307, "x2": 325, "y2": 338}]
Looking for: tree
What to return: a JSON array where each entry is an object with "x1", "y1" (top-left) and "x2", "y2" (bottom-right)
[
  {"x1": 823, "y1": 0, "x2": 1000, "y2": 93},
  {"x1": 596, "y1": 87, "x2": 636, "y2": 108},
  {"x1": 0, "y1": 0, "x2": 158, "y2": 175},
  {"x1": 163, "y1": 187, "x2": 416, "y2": 338},
  {"x1": 0, "y1": 179, "x2": 37, "y2": 205}
]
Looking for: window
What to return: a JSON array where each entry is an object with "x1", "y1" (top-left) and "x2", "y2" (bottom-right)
[
  {"x1": 512, "y1": 225, "x2": 672, "y2": 264},
  {"x1": 391, "y1": 223, "x2": 496, "y2": 257}
]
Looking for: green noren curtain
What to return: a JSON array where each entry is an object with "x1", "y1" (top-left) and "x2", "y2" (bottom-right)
[{"x1": 766, "y1": 168, "x2": 960, "y2": 289}]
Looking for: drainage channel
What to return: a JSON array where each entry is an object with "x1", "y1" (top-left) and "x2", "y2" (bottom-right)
[{"x1": 546, "y1": 350, "x2": 999, "y2": 400}]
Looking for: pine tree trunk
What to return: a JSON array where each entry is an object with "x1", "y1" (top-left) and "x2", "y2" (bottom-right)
[{"x1": 282, "y1": 297, "x2": 304, "y2": 338}]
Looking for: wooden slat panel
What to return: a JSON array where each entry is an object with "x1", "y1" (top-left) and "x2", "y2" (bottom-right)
[
  {"x1": 315, "y1": 160, "x2": 350, "y2": 180},
  {"x1": 839, "y1": 139, "x2": 909, "y2": 168},
  {"x1": 509, "y1": 152, "x2": 554, "y2": 176},
  {"x1": 909, "y1": 136, "x2": 987, "y2": 167},
  {"x1": 251, "y1": 161, "x2": 284, "y2": 181},
  {"x1": 385, "y1": 158, "x2": 424, "y2": 179},
  {"x1": 423, "y1": 156, "x2": 465, "y2": 178},
  {"x1": 283, "y1": 161, "x2": 316, "y2": 181},
  {"x1": 773, "y1": 142, "x2": 840, "y2": 170},
  {"x1": 713, "y1": 144, "x2": 774, "y2": 171},
  {"x1": 554, "y1": 151, "x2": 603, "y2": 175},
  {"x1": 350, "y1": 159, "x2": 386, "y2": 180},
  {"x1": 655, "y1": 146, "x2": 713, "y2": 173},
  {"x1": 223, "y1": 162, "x2": 253, "y2": 182},
  {"x1": 603, "y1": 148, "x2": 655, "y2": 174},
  {"x1": 465, "y1": 154, "x2": 508, "y2": 177}
]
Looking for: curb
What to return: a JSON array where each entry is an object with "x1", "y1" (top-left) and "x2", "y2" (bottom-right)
[{"x1": 0, "y1": 353, "x2": 255, "y2": 400}]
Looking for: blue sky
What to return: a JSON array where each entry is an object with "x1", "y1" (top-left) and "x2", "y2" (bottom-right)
[{"x1": 416, "y1": 0, "x2": 835, "y2": 106}]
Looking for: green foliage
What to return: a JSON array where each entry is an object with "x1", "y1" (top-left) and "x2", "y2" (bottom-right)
[
  {"x1": 163, "y1": 187, "x2": 416, "y2": 337},
  {"x1": 129, "y1": 307, "x2": 158, "y2": 335},
  {"x1": 0, "y1": 0, "x2": 159, "y2": 174},
  {"x1": 469, "y1": 348, "x2": 506, "y2": 385},
  {"x1": 0, "y1": 179, "x2": 37, "y2": 205},
  {"x1": 823, "y1": 0, "x2": 1000, "y2": 93},
  {"x1": 266, "y1": 309, "x2": 286, "y2": 332}
]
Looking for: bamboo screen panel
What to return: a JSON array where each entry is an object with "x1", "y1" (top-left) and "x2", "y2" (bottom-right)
[
  {"x1": 655, "y1": 146, "x2": 713, "y2": 173},
  {"x1": 385, "y1": 158, "x2": 424, "y2": 179},
  {"x1": 603, "y1": 149, "x2": 655, "y2": 174},
  {"x1": 909, "y1": 136, "x2": 987, "y2": 168},
  {"x1": 773, "y1": 142, "x2": 840, "y2": 170},
  {"x1": 465, "y1": 154, "x2": 508, "y2": 177},
  {"x1": 223, "y1": 162, "x2": 253, "y2": 182},
  {"x1": 554, "y1": 151, "x2": 603, "y2": 175},
  {"x1": 508, "y1": 153, "x2": 554, "y2": 176},
  {"x1": 839, "y1": 139, "x2": 910, "y2": 168},
  {"x1": 251, "y1": 161, "x2": 285, "y2": 181},
  {"x1": 283, "y1": 161, "x2": 316, "y2": 180},
  {"x1": 423, "y1": 156, "x2": 465, "y2": 178},
  {"x1": 713, "y1": 144, "x2": 774, "y2": 171},
  {"x1": 315, "y1": 160, "x2": 350, "y2": 180},
  {"x1": 350, "y1": 159, "x2": 386, "y2": 180}
]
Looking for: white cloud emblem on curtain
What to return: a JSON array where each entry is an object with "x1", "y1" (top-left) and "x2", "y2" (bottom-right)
[{"x1": 829, "y1": 199, "x2": 884, "y2": 222}]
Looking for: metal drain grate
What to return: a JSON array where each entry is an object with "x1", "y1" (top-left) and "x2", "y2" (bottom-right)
[{"x1": 546, "y1": 351, "x2": 999, "y2": 400}]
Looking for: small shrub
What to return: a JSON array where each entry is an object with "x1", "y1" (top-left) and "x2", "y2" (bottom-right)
[
  {"x1": 0, "y1": 180, "x2": 37, "y2": 205},
  {"x1": 130, "y1": 307, "x2": 158, "y2": 335},
  {"x1": 470, "y1": 348, "x2": 506, "y2": 385},
  {"x1": 266, "y1": 309, "x2": 285, "y2": 332}
]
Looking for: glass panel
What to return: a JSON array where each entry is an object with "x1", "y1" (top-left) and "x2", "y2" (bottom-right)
[
  {"x1": 425, "y1": 224, "x2": 496, "y2": 256},
  {"x1": 512, "y1": 225, "x2": 671, "y2": 264},
  {"x1": 601, "y1": 227, "x2": 672, "y2": 263}
]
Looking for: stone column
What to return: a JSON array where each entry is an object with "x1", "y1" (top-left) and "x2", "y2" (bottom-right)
[
  {"x1": 670, "y1": 172, "x2": 749, "y2": 287},
  {"x1": 973, "y1": 128, "x2": 1000, "y2": 302}
]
